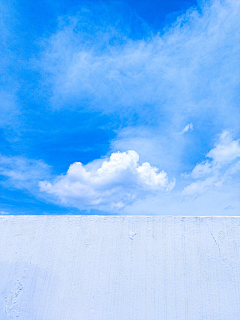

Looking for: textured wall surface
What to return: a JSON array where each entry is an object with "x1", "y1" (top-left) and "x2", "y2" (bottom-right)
[{"x1": 0, "y1": 215, "x2": 240, "y2": 320}]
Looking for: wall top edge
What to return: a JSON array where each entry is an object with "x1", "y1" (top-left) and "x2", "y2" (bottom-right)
[{"x1": 0, "y1": 215, "x2": 240, "y2": 218}]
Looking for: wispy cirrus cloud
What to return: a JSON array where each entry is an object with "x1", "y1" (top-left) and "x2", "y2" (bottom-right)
[
  {"x1": 39, "y1": 150, "x2": 175, "y2": 211},
  {"x1": 39, "y1": 0, "x2": 240, "y2": 134},
  {"x1": 183, "y1": 131, "x2": 240, "y2": 196},
  {"x1": 0, "y1": 155, "x2": 50, "y2": 192}
]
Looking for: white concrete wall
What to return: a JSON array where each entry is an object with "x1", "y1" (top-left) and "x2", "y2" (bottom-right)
[{"x1": 0, "y1": 216, "x2": 240, "y2": 320}]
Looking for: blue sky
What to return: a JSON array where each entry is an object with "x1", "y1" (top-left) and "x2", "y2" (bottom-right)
[{"x1": 0, "y1": 0, "x2": 240, "y2": 215}]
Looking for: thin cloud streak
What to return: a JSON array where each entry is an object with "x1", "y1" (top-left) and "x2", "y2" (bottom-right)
[
  {"x1": 0, "y1": 155, "x2": 51, "y2": 192},
  {"x1": 180, "y1": 123, "x2": 193, "y2": 134}
]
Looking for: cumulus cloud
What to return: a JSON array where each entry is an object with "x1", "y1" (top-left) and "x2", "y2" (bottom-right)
[
  {"x1": 39, "y1": 150, "x2": 175, "y2": 211},
  {"x1": 182, "y1": 131, "x2": 240, "y2": 195}
]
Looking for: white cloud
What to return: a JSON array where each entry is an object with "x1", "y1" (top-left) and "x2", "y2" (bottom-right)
[
  {"x1": 39, "y1": 150, "x2": 175, "y2": 211},
  {"x1": 191, "y1": 161, "x2": 212, "y2": 179},
  {"x1": 122, "y1": 184, "x2": 240, "y2": 216},
  {"x1": 182, "y1": 131, "x2": 240, "y2": 195},
  {"x1": 180, "y1": 123, "x2": 193, "y2": 134},
  {"x1": 182, "y1": 177, "x2": 217, "y2": 196},
  {"x1": 0, "y1": 155, "x2": 50, "y2": 191},
  {"x1": 207, "y1": 130, "x2": 240, "y2": 165},
  {"x1": 39, "y1": 0, "x2": 240, "y2": 133},
  {"x1": 110, "y1": 126, "x2": 186, "y2": 178},
  {"x1": 0, "y1": 210, "x2": 9, "y2": 215}
]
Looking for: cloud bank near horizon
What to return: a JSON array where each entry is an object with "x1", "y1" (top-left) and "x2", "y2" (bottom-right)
[{"x1": 36, "y1": 130, "x2": 239, "y2": 213}]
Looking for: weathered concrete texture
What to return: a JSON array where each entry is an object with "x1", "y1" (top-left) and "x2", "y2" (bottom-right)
[{"x1": 0, "y1": 216, "x2": 240, "y2": 320}]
